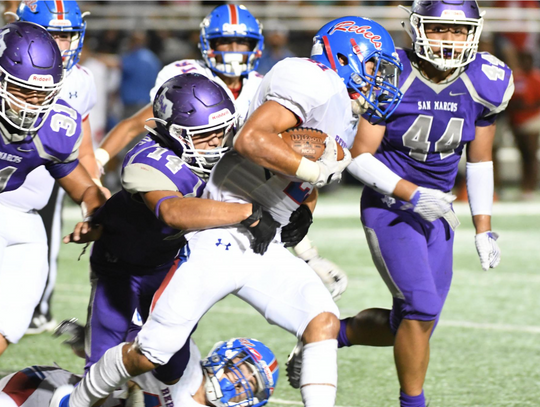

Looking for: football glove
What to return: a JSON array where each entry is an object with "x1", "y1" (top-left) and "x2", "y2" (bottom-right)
[
  {"x1": 294, "y1": 238, "x2": 348, "y2": 301},
  {"x1": 409, "y1": 186, "x2": 456, "y2": 222},
  {"x1": 241, "y1": 203, "x2": 280, "y2": 255},
  {"x1": 313, "y1": 137, "x2": 352, "y2": 188},
  {"x1": 281, "y1": 204, "x2": 313, "y2": 248},
  {"x1": 475, "y1": 231, "x2": 501, "y2": 271},
  {"x1": 53, "y1": 318, "x2": 85, "y2": 358}
]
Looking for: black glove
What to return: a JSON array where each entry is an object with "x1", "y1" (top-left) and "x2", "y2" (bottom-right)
[
  {"x1": 281, "y1": 204, "x2": 313, "y2": 248},
  {"x1": 241, "y1": 203, "x2": 280, "y2": 255}
]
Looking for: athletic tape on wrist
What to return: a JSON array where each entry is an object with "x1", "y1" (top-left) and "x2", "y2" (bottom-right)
[
  {"x1": 94, "y1": 148, "x2": 110, "y2": 167},
  {"x1": 296, "y1": 157, "x2": 320, "y2": 184},
  {"x1": 154, "y1": 196, "x2": 178, "y2": 219}
]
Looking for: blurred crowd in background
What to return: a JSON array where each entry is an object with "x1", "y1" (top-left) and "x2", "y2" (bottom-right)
[{"x1": 1, "y1": 0, "x2": 539, "y2": 200}]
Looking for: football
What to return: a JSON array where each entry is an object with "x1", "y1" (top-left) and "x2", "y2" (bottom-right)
[{"x1": 279, "y1": 127, "x2": 344, "y2": 161}]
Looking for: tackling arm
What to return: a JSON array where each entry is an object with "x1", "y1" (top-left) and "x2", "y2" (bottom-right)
[
  {"x1": 95, "y1": 104, "x2": 154, "y2": 169},
  {"x1": 142, "y1": 190, "x2": 256, "y2": 231}
]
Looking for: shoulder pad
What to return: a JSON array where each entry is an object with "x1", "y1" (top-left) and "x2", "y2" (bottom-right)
[{"x1": 461, "y1": 52, "x2": 514, "y2": 116}]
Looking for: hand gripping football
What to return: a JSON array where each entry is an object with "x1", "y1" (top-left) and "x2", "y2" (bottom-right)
[{"x1": 279, "y1": 127, "x2": 344, "y2": 161}]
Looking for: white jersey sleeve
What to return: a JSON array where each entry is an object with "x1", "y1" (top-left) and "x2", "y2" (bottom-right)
[{"x1": 249, "y1": 58, "x2": 356, "y2": 148}]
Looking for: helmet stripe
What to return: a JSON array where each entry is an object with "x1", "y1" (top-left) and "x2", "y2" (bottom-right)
[
  {"x1": 55, "y1": 0, "x2": 65, "y2": 18},
  {"x1": 228, "y1": 4, "x2": 238, "y2": 24},
  {"x1": 321, "y1": 35, "x2": 337, "y2": 71},
  {"x1": 269, "y1": 358, "x2": 278, "y2": 373}
]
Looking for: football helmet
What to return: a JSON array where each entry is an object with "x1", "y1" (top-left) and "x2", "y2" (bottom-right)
[
  {"x1": 401, "y1": 0, "x2": 484, "y2": 71},
  {"x1": 17, "y1": 0, "x2": 88, "y2": 71},
  {"x1": 311, "y1": 17, "x2": 403, "y2": 123},
  {"x1": 202, "y1": 338, "x2": 279, "y2": 407},
  {"x1": 0, "y1": 22, "x2": 64, "y2": 134},
  {"x1": 199, "y1": 4, "x2": 264, "y2": 77},
  {"x1": 150, "y1": 73, "x2": 236, "y2": 178}
]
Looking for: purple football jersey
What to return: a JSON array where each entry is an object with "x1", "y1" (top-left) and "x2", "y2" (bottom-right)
[
  {"x1": 370, "y1": 49, "x2": 513, "y2": 192},
  {"x1": 91, "y1": 136, "x2": 205, "y2": 275},
  {"x1": 0, "y1": 99, "x2": 82, "y2": 193}
]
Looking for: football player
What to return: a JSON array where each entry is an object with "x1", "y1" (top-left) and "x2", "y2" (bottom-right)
[
  {"x1": 93, "y1": 3, "x2": 350, "y2": 304},
  {"x1": 0, "y1": 336, "x2": 278, "y2": 407},
  {"x1": 0, "y1": 22, "x2": 106, "y2": 358},
  {"x1": 52, "y1": 16, "x2": 401, "y2": 407},
  {"x1": 291, "y1": 2, "x2": 513, "y2": 406},
  {"x1": 0, "y1": 0, "x2": 103, "y2": 335},
  {"x1": 63, "y1": 73, "x2": 277, "y2": 384}
]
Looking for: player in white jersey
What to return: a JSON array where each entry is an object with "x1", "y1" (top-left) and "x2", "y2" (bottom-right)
[
  {"x1": 52, "y1": 16, "x2": 406, "y2": 407},
  {"x1": 92, "y1": 4, "x2": 349, "y2": 298},
  {"x1": 1, "y1": 0, "x2": 103, "y2": 335},
  {"x1": 0, "y1": 337, "x2": 278, "y2": 407}
]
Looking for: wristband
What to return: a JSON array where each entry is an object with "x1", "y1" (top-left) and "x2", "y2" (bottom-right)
[
  {"x1": 92, "y1": 178, "x2": 103, "y2": 187},
  {"x1": 295, "y1": 157, "x2": 320, "y2": 183},
  {"x1": 95, "y1": 148, "x2": 110, "y2": 167},
  {"x1": 154, "y1": 195, "x2": 178, "y2": 219}
]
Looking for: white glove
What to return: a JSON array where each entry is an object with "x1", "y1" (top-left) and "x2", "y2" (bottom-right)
[
  {"x1": 409, "y1": 186, "x2": 456, "y2": 222},
  {"x1": 475, "y1": 231, "x2": 501, "y2": 271},
  {"x1": 313, "y1": 137, "x2": 352, "y2": 188},
  {"x1": 294, "y1": 238, "x2": 348, "y2": 301}
]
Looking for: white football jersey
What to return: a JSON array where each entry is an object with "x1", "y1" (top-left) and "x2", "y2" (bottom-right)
[
  {"x1": 0, "y1": 65, "x2": 97, "y2": 212},
  {"x1": 149, "y1": 59, "x2": 263, "y2": 128},
  {"x1": 201, "y1": 58, "x2": 355, "y2": 239},
  {"x1": 0, "y1": 340, "x2": 205, "y2": 407}
]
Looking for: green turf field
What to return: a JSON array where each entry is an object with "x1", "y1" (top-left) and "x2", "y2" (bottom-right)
[{"x1": 1, "y1": 187, "x2": 539, "y2": 406}]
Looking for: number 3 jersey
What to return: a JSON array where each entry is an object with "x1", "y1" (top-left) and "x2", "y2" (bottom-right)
[
  {"x1": 0, "y1": 99, "x2": 82, "y2": 194},
  {"x1": 374, "y1": 49, "x2": 514, "y2": 192}
]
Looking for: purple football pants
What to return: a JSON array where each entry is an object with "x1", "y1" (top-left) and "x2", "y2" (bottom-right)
[
  {"x1": 361, "y1": 187, "x2": 454, "y2": 334},
  {"x1": 85, "y1": 258, "x2": 191, "y2": 382}
]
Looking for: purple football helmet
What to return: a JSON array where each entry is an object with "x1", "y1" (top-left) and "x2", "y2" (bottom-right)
[
  {"x1": 150, "y1": 73, "x2": 236, "y2": 178},
  {"x1": 0, "y1": 21, "x2": 64, "y2": 134},
  {"x1": 401, "y1": 0, "x2": 484, "y2": 70}
]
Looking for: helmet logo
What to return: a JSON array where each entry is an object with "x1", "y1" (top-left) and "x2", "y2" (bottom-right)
[
  {"x1": 0, "y1": 29, "x2": 8, "y2": 58},
  {"x1": 222, "y1": 23, "x2": 248, "y2": 35},
  {"x1": 23, "y1": 0, "x2": 38, "y2": 12},
  {"x1": 28, "y1": 74, "x2": 54, "y2": 84},
  {"x1": 48, "y1": 19, "x2": 72, "y2": 27},
  {"x1": 330, "y1": 21, "x2": 382, "y2": 49},
  {"x1": 156, "y1": 87, "x2": 173, "y2": 120},
  {"x1": 441, "y1": 10, "x2": 467, "y2": 18},
  {"x1": 209, "y1": 108, "x2": 232, "y2": 124}
]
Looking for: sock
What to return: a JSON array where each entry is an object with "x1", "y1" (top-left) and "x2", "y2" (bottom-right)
[
  {"x1": 337, "y1": 318, "x2": 352, "y2": 348},
  {"x1": 300, "y1": 339, "x2": 337, "y2": 407},
  {"x1": 70, "y1": 343, "x2": 132, "y2": 407},
  {"x1": 399, "y1": 390, "x2": 425, "y2": 407}
]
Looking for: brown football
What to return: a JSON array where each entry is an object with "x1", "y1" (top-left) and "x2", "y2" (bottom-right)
[{"x1": 279, "y1": 127, "x2": 344, "y2": 162}]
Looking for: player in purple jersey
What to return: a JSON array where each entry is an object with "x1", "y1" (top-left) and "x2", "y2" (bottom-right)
[
  {"x1": 322, "y1": 1, "x2": 512, "y2": 406},
  {"x1": 0, "y1": 22, "x2": 106, "y2": 358},
  {"x1": 63, "y1": 73, "x2": 279, "y2": 384}
]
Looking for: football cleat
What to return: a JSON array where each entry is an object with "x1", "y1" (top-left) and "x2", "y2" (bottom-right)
[
  {"x1": 26, "y1": 310, "x2": 57, "y2": 335},
  {"x1": 285, "y1": 340, "x2": 303, "y2": 389}
]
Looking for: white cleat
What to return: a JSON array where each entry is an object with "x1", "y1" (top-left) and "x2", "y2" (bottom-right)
[
  {"x1": 49, "y1": 384, "x2": 74, "y2": 407},
  {"x1": 285, "y1": 340, "x2": 303, "y2": 389}
]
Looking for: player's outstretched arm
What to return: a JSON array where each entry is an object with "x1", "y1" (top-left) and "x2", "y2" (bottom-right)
[
  {"x1": 58, "y1": 165, "x2": 108, "y2": 218},
  {"x1": 95, "y1": 104, "x2": 154, "y2": 170},
  {"x1": 467, "y1": 123, "x2": 501, "y2": 270}
]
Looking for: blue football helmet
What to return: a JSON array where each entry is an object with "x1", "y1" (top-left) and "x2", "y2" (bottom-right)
[
  {"x1": 150, "y1": 73, "x2": 237, "y2": 179},
  {"x1": 0, "y1": 22, "x2": 64, "y2": 134},
  {"x1": 311, "y1": 17, "x2": 403, "y2": 123},
  {"x1": 17, "y1": 0, "x2": 88, "y2": 71},
  {"x1": 401, "y1": 0, "x2": 484, "y2": 71},
  {"x1": 202, "y1": 338, "x2": 279, "y2": 407},
  {"x1": 199, "y1": 4, "x2": 264, "y2": 77}
]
